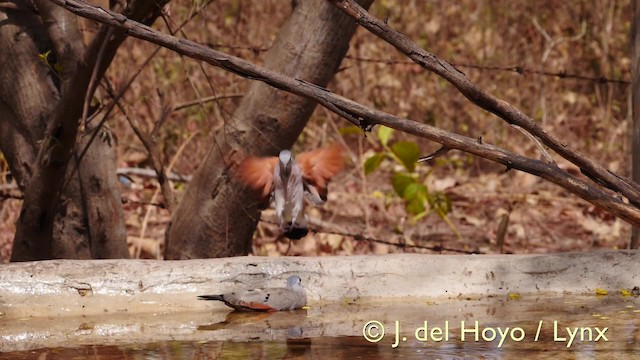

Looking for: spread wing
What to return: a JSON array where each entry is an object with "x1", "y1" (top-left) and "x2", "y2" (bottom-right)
[
  {"x1": 296, "y1": 143, "x2": 345, "y2": 193},
  {"x1": 236, "y1": 156, "x2": 278, "y2": 199}
]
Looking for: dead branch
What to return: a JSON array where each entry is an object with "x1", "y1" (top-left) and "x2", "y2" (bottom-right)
[
  {"x1": 11, "y1": 0, "x2": 171, "y2": 261},
  {"x1": 49, "y1": 0, "x2": 640, "y2": 227},
  {"x1": 326, "y1": 0, "x2": 640, "y2": 208}
]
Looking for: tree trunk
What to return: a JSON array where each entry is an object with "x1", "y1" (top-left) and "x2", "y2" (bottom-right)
[
  {"x1": 165, "y1": 0, "x2": 374, "y2": 259},
  {"x1": 1, "y1": 1, "x2": 167, "y2": 261},
  {"x1": 75, "y1": 124, "x2": 130, "y2": 259},
  {"x1": 632, "y1": 0, "x2": 640, "y2": 249},
  {"x1": 0, "y1": 4, "x2": 100, "y2": 260}
]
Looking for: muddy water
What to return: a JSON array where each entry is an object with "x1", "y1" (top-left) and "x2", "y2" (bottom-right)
[{"x1": 1, "y1": 294, "x2": 638, "y2": 358}]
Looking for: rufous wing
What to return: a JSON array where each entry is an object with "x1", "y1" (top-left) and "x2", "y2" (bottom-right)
[
  {"x1": 238, "y1": 301, "x2": 277, "y2": 312},
  {"x1": 236, "y1": 155, "x2": 278, "y2": 200},
  {"x1": 296, "y1": 143, "x2": 345, "y2": 194}
]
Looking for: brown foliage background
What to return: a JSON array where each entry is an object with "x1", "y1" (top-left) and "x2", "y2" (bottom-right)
[{"x1": 0, "y1": 0, "x2": 632, "y2": 261}]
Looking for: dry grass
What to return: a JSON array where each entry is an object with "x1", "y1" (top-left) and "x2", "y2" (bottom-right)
[{"x1": 0, "y1": 0, "x2": 633, "y2": 261}]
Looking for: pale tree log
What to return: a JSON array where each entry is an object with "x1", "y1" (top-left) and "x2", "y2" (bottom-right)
[
  {"x1": 165, "y1": 0, "x2": 374, "y2": 259},
  {"x1": 1, "y1": 0, "x2": 170, "y2": 261},
  {"x1": 51, "y1": 0, "x2": 640, "y2": 240}
]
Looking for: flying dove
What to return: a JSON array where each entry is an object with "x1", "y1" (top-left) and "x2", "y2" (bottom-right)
[
  {"x1": 236, "y1": 143, "x2": 344, "y2": 239},
  {"x1": 198, "y1": 275, "x2": 307, "y2": 312}
]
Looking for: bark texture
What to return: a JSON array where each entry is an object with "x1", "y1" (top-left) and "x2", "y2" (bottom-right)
[
  {"x1": 1, "y1": 0, "x2": 167, "y2": 261},
  {"x1": 632, "y1": 0, "x2": 640, "y2": 249},
  {"x1": 165, "y1": 0, "x2": 373, "y2": 259},
  {"x1": 39, "y1": 0, "x2": 640, "y2": 230}
]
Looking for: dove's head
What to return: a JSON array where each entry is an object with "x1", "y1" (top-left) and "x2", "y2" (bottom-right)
[
  {"x1": 278, "y1": 150, "x2": 293, "y2": 174},
  {"x1": 286, "y1": 275, "x2": 303, "y2": 288}
]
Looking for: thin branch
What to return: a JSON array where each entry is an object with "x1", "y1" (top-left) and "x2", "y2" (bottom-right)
[
  {"x1": 173, "y1": 94, "x2": 244, "y2": 112},
  {"x1": 316, "y1": 227, "x2": 479, "y2": 254},
  {"x1": 121, "y1": 197, "x2": 166, "y2": 208},
  {"x1": 510, "y1": 124, "x2": 556, "y2": 164},
  {"x1": 11, "y1": 0, "x2": 171, "y2": 261},
  {"x1": 49, "y1": 0, "x2": 640, "y2": 228},
  {"x1": 327, "y1": 0, "x2": 640, "y2": 208},
  {"x1": 187, "y1": 42, "x2": 632, "y2": 85},
  {"x1": 418, "y1": 146, "x2": 451, "y2": 163},
  {"x1": 369, "y1": 57, "x2": 626, "y2": 84},
  {"x1": 0, "y1": 192, "x2": 23, "y2": 200},
  {"x1": 120, "y1": 101, "x2": 177, "y2": 211},
  {"x1": 260, "y1": 217, "x2": 482, "y2": 254}
]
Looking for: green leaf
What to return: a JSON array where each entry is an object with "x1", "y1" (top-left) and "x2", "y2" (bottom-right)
[
  {"x1": 53, "y1": 62, "x2": 63, "y2": 74},
  {"x1": 391, "y1": 172, "x2": 415, "y2": 197},
  {"x1": 377, "y1": 126, "x2": 394, "y2": 147},
  {"x1": 404, "y1": 183, "x2": 428, "y2": 217},
  {"x1": 428, "y1": 191, "x2": 452, "y2": 216},
  {"x1": 405, "y1": 196, "x2": 426, "y2": 216},
  {"x1": 403, "y1": 183, "x2": 419, "y2": 200},
  {"x1": 340, "y1": 125, "x2": 363, "y2": 136},
  {"x1": 403, "y1": 183, "x2": 428, "y2": 201},
  {"x1": 364, "y1": 153, "x2": 385, "y2": 175},
  {"x1": 38, "y1": 50, "x2": 51, "y2": 65},
  {"x1": 391, "y1": 141, "x2": 421, "y2": 172}
]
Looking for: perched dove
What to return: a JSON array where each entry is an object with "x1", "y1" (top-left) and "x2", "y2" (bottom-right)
[
  {"x1": 236, "y1": 143, "x2": 344, "y2": 239},
  {"x1": 198, "y1": 275, "x2": 308, "y2": 312}
]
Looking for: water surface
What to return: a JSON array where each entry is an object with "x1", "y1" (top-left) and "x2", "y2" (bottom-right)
[{"x1": 2, "y1": 294, "x2": 638, "y2": 358}]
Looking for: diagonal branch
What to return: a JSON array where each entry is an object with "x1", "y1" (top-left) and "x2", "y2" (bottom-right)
[
  {"x1": 49, "y1": 0, "x2": 640, "y2": 228},
  {"x1": 326, "y1": 0, "x2": 640, "y2": 207},
  {"x1": 11, "y1": 0, "x2": 171, "y2": 261}
]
